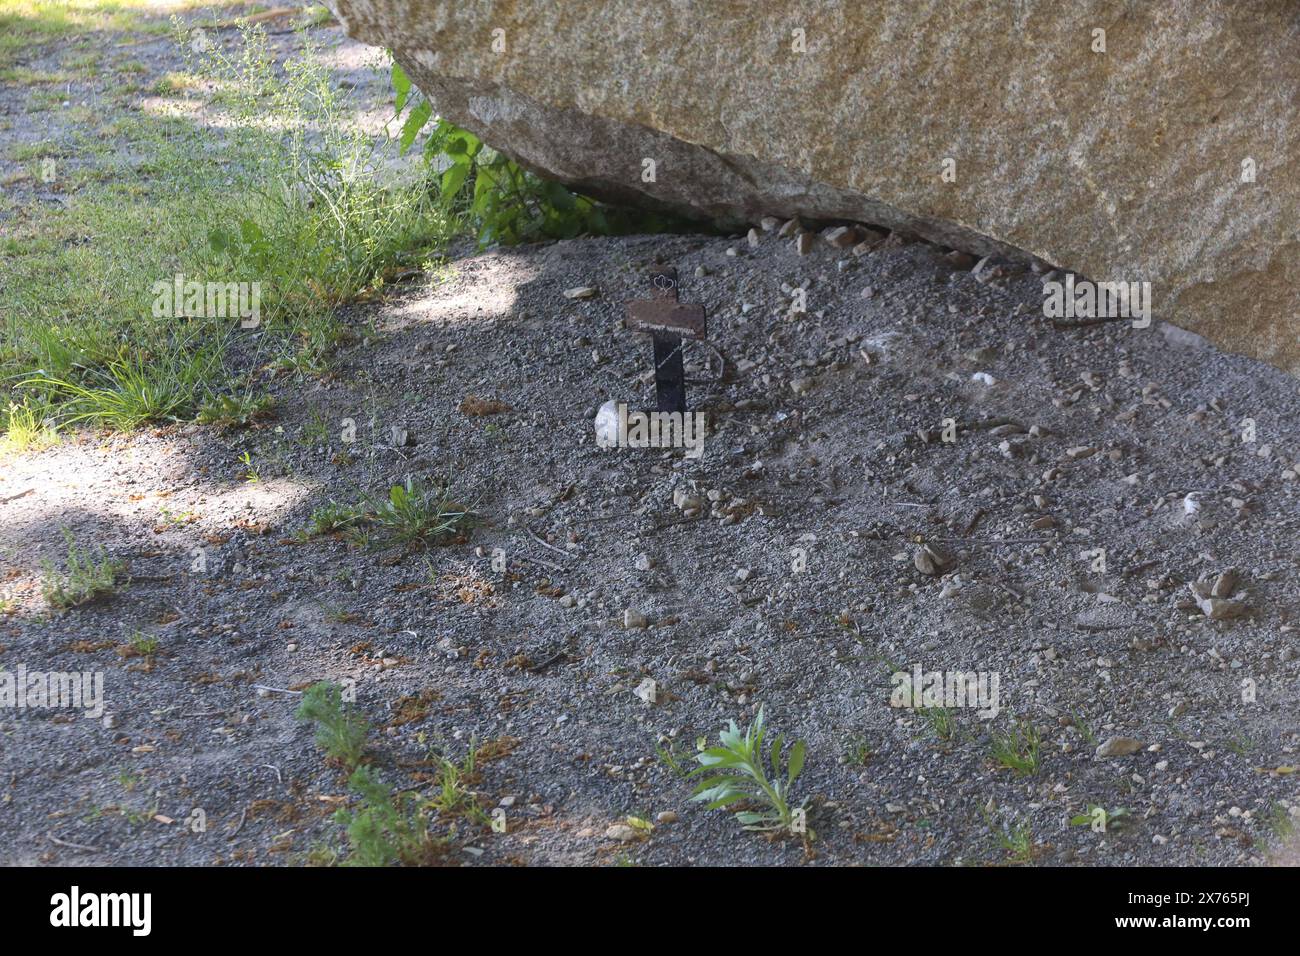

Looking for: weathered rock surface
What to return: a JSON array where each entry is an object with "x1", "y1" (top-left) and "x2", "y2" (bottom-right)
[{"x1": 334, "y1": 0, "x2": 1300, "y2": 374}]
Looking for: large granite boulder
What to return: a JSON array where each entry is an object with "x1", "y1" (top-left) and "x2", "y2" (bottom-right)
[{"x1": 332, "y1": 0, "x2": 1300, "y2": 374}]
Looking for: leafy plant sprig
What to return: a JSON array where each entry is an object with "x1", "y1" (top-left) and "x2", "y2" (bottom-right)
[
  {"x1": 295, "y1": 681, "x2": 369, "y2": 771},
  {"x1": 689, "y1": 707, "x2": 808, "y2": 833},
  {"x1": 391, "y1": 62, "x2": 695, "y2": 247}
]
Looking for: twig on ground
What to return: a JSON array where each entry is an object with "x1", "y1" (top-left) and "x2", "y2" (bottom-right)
[
  {"x1": 48, "y1": 832, "x2": 99, "y2": 853},
  {"x1": 524, "y1": 525, "x2": 578, "y2": 562}
]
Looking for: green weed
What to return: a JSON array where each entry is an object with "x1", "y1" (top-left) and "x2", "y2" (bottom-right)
[
  {"x1": 990, "y1": 720, "x2": 1042, "y2": 776},
  {"x1": 689, "y1": 707, "x2": 808, "y2": 834},
  {"x1": 41, "y1": 528, "x2": 125, "y2": 609},
  {"x1": 295, "y1": 681, "x2": 368, "y2": 771}
]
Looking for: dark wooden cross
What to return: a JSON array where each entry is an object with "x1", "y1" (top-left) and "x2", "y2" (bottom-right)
[{"x1": 624, "y1": 268, "x2": 707, "y2": 414}]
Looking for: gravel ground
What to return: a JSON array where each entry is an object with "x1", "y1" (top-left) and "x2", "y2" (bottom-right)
[
  {"x1": 2, "y1": 225, "x2": 1299, "y2": 866},
  {"x1": 1, "y1": 4, "x2": 1297, "y2": 868}
]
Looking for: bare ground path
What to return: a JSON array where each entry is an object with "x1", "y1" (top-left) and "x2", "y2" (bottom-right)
[{"x1": 3, "y1": 226, "x2": 1299, "y2": 865}]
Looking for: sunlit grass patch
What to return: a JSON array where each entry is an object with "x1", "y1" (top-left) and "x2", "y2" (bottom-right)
[{"x1": 1, "y1": 21, "x2": 453, "y2": 438}]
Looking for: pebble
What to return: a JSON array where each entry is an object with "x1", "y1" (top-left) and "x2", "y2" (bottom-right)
[
  {"x1": 605, "y1": 824, "x2": 639, "y2": 842},
  {"x1": 824, "y1": 225, "x2": 857, "y2": 248},
  {"x1": 1210, "y1": 568, "x2": 1239, "y2": 598},
  {"x1": 913, "y1": 544, "x2": 952, "y2": 576},
  {"x1": 795, "y1": 233, "x2": 814, "y2": 256},
  {"x1": 747, "y1": 228, "x2": 760, "y2": 248},
  {"x1": 1096, "y1": 736, "x2": 1144, "y2": 758},
  {"x1": 623, "y1": 609, "x2": 648, "y2": 629},
  {"x1": 563, "y1": 286, "x2": 598, "y2": 299},
  {"x1": 634, "y1": 553, "x2": 654, "y2": 571},
  {"x1": 655, "y1": 811, "x2": 679, "y2": 825}
]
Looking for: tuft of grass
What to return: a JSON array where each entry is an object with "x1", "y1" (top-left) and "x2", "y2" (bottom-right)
[
  {"x1": 364, "y1": 478, "x2": 474, "y2": 546},
  {"x1": 309, "y1": 500, "x2": 365, "y2": 536},
  {"x1": 427, "y1": 744, "x2": 490, "y2": 826},
  {"x1": 295, "y1": 681, "x2": 368, "y2": 771},
  {"x1": 655, "y1": 738, "x2": 692, "y2": 779},
  {"x1": 1069, "y1": 805, "x2": 1132, "y2": 832},
  {"x1": 996, "y1": 819, "x2": 1036, "y2": 864},
  {"x1": 41, "y1": 528, "x2": 126, "y2": 609},
  {"x1": 127, "y1": 630, "x2": 159, "y2": 656},
  {"x1": 1258, "y1": 802, "x2": 1297, "y2": 855},
  {"x1": 195, "y1": 390, "x2": 274, "y2": 428},
  {"x1": 843, "y1": 734, "x2": 873, "y2": 767},
  {"x1": 1, "y1": 397, "x2": 59, "y2": 453},
  {"x1": 333, "y1": 765, "x2": 448, "y2": 867},
  {"x1": 21, "y1": 341, "x2": 225, "y2": 430},
  {"x1": 990, "y1": 720, "x2": 1042, "y2": 776},
  {"x1": 310, "y1": 478, "x2": 475, "y2": 548},
  {"x1": 922, "y1": 706, "x2": 957, "y2": 741},
  {"x1": 1068, "y1": 711, "x2": 1098, "y2": 748},
  {"x1": 688, "y1": 707, "x2": 808, "y2": 834}
]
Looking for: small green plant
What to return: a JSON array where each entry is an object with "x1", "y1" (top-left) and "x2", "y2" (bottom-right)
[
  {"x1": 1069, "y1": 805, "x2": 1132, "y2": 832},
  {"x1": 333, "y1": 765, "x2": 447, "y2": 866},
  {"x1": 41, "y1": 529, "x2": 125, "y2": 609},
  {"x1": 922, "y1": 706, "x2": 957, "y2": 741},
  {"x1": 689, "y1": 707, "x2": 808, "y2": 834},
  {"x1": 990, "y1": 720, "x2": 1042, "y2": 776},
  {"x1": 1220, "y1": 735, "x2": 1255, "y2": 757},
  {"x1": 300, "y1": 407, "x2": 332, "y2": 445},
  {"x1": 997, "y1": 819, "x2": 1035, "y2": 864},
  {"x1": 309, "y1": 500, "x2": 366, "y2": 536},
  {"x1": 127, "y1": 631, "x2": 159, "y2": 657},
  {"x1": 843, "y1": 735, "x2": 873, "y2": 767},
  {"x1": 392, "y1": 64, "x2": 693, "y2": 248},
  {"x1": 237, "y1": 450, "x2": 259, "y2": 483},
  {"x1": 1257, "y1": 802, "x2": 1297, "y2": 855},
  {"x1": 196, "y1": 391, "x2": 273, "y2": 428},
  {"x1": 311, "y1": 478, "x2": 475, "y2": 548},
  {"x1": 1, "y1": 397, "x2": 58, "y2": 453},
  {"x1": 655, "y1": 738, "x2": 692, "y2": 779},
  {"x1": 364, "y1": 477, "x2": 473, "y2": 546},
  {"x1": 295, "y1": 681, "x2": 368, "y2": 770},
  {"x1": 428, "y1": 744, "x2": 490, "y2": 826},
  {"x1": 1068, "y1": 711, "x2": 1098, "y2": 748}
]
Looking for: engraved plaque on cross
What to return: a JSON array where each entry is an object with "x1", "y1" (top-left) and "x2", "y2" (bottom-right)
[{"x1": 624, "y1": 268, "x2": 707, "y2": 414}]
